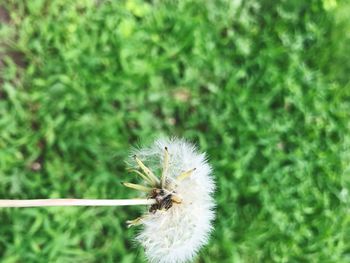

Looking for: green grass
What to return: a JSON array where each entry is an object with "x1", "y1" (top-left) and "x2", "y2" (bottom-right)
[{"x1": 1, "y1": 0, "x2": 350, "y2": 262}]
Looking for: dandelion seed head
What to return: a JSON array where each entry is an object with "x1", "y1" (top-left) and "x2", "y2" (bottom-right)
[{"x1": 130, "y1": 138, "x2": 215, "y2": 263}]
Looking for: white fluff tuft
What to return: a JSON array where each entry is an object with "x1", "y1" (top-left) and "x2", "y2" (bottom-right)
[{"x1": 131, "y1": 138, "x2": 215, "y2": 263}]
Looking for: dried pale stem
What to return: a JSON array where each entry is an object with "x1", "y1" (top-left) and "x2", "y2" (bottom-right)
[
  {"x1": 161, "y1": 147, "x2": 169, "y2": 187},
  {"x1": 129, "y1": 169, "x2": 155, "y2": 186},
  {"x1": 126, "y1": 215, "x2": 147, "y2": 228},
  {"x1": 177, "y1": 168, "x2": 196, "y2": 181},
  {"x1": 0, "y1": 198, "x2": 156, "y2": 208},
  {"x1": 134, "y1": 156, "x2": 160, "y2": 185},
  {"x1": 122, "y1": 182, "x2": 153, "y2": 192}
]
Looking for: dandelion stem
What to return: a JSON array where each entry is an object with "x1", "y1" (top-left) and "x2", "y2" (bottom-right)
[{"x1": 0, "y1": 198, "x2": 156, "y2": 208}]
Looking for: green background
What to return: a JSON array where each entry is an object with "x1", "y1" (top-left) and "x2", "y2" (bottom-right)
[{"x1": 1, "y1": 0, "x2": 349, "y2": 262}]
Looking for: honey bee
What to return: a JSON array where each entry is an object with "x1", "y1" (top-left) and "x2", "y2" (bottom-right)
[
  {"x1": 149, "y1": 189, "x2": 174, "y2": 213},
  {"x1": 124, "y1": 146, "x2": 194, "y2": 226}
]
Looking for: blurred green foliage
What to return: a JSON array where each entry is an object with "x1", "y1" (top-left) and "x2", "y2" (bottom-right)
[{"x1": 0, "y1": 0, "x2": 349, "y2": 262}]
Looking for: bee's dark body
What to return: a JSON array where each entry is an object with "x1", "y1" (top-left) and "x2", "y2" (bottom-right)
[{"x1": 149, "y1": 189, "x2": 173, "y2": 213}]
